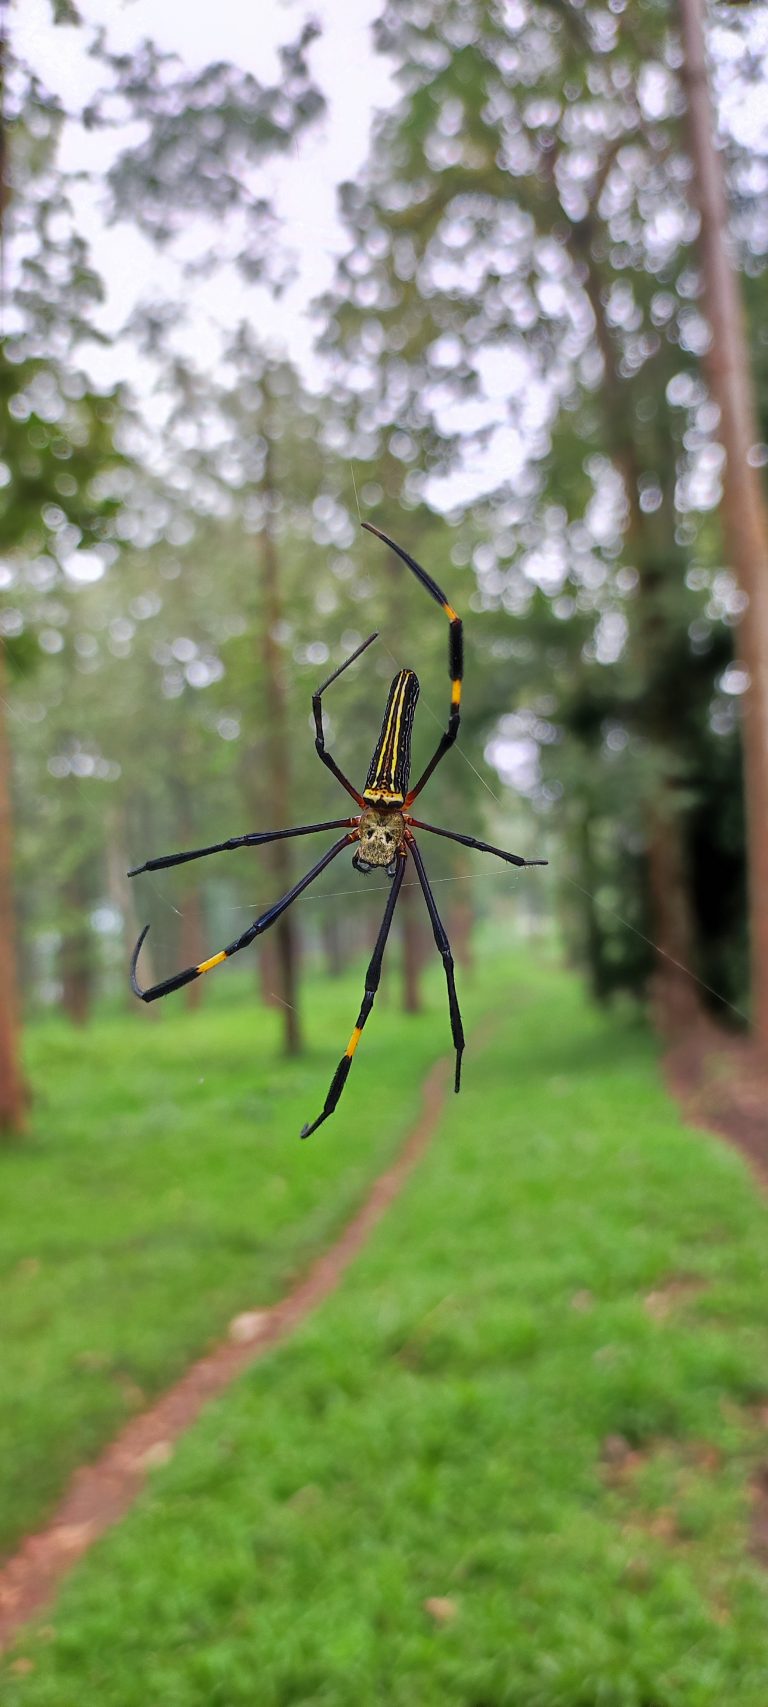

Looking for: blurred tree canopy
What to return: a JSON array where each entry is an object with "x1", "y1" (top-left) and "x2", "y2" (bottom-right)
[{"x1": 320, "y1": 0, "x2": 763, "y2": 1026}]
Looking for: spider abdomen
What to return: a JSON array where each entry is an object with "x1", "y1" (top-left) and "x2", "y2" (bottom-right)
[{"x1": 362, "y1": 669, "x2": 419, "y2": 808}]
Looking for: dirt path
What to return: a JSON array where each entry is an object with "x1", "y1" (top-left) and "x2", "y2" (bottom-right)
[
  {"x1": 665, "y1": 1019, "x2": 768, "y2": 1192},
  {"x1": 0, "y1": 1057, "x2": 451, "y2": 1653}
]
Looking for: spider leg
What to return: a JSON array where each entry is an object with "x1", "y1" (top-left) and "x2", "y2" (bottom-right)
[
  {"x1": 408, "y1": 834, "x2": 465, "y2": 1093},
  {"x1": 312, "y1": 632, "x2": 378, "y2": 808},
  {"x1": 361, "y1": 523, "x2": 462, "y2": 805},
  {"x1": 407, "y1": 818, "x2": 547, "y2": 869},
  {"x1": 128, "y1": 819, "x2": 357, "y2": 877},
  {"x1": 300, "y1": 850, "x2": 406, "y2": 1138},
  {"x1": 131, "y1": 833, "x2": 355, "y2": 1003}
]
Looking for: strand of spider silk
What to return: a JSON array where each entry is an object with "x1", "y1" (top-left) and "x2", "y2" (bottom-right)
[
  {"x1": 146, "y1": 872, "x2": 183, "y2": 917},
  {"x1": 376, "y1": 635, "x2": 749, "y2": 1025},
  {"x1": 350, "y1": 464, "x2": 362, "y2": 524},
  {"x1": 232, "y1": 869, "x2": 512, "y2": 909},
  {"x1": 562, "y1": 873, "x2": 749, "y2": 1024}
]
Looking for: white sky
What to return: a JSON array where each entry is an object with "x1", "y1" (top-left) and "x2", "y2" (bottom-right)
[
  {"x1": 12, "y1": 0, "x2": 767, "y2": 518},
  {"x1": 14, "y1": 0, "x2": 543, "y2": 506},
  {"x1": 14, "y1": 0, "x2": 397, "y2": 391}
]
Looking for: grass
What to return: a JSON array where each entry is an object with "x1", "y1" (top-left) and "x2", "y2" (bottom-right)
[
  {"x1": 2, "y1": 951, "x2": 504, "y2": 1556},
  {"x1": 4, "y1": 953, "x2": 768, "y2": 1704}
]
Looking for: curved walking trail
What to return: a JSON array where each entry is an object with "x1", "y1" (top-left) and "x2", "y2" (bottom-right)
[
  {"x1": 0, "y1": 1058, "x2": 450, "y2": 1653},
  {"x1": 665, "y1": 1019, "x2": 768, "y2": 1194}
]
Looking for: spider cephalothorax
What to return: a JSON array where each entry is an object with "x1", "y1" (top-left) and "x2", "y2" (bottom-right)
[
  {"x1": 129, "y1": 520, "x2": 546, "y2": 1138},
  {"x1": 353, "y1": 808, "x2": 406, "y2": 875}
]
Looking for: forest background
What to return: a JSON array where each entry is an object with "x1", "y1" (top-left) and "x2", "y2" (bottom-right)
[{"x1": 2, "y1": 0, "x2": 768, "y2": 1128}]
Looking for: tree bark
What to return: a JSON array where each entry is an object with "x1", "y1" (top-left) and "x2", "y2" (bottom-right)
[
  {"x1": 678, "y1": 0, "x2": 768, "y2": 1050},
  {"x1": 59, "y1": 864, "x2": 95, "y2": 1026},
  {"x1": 448, "y1": 849, "x2": 474, "y2": 975},
  {"x1": 322, "y1": 908, "x2": 347, "y2": 978},
  {"x1": 0, "y1": 40, "x2": 26, "y2": 1133},
  {"x1": 178, "y1": 885, "x2": 205, "y2": 1013},
  {"x1": 576, "y1": 809, "x2": 609, "y2": 1005},
  {"x1": 257, "y1": 934, "x2": 281, "y2": 1008},
  {"x1": 258, "y1": 429, "x2": 302, "y2": 1055},
  {"x1": 646, "y1": 791, "x2": 703, "y2": 1035},
  {"x1": 0, "y1": 649, "x2": 26, "y2": 1133}
]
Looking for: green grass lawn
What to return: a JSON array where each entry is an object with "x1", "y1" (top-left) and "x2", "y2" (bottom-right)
[
  {"x1": 2, "y1": 952, "x2": 503, "y2": 1556},
  {"x1": 4, "y1": 953, "x2": 768, "y2": 1704}
]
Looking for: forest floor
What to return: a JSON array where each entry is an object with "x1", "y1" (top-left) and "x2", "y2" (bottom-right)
[
  {"x1": 0, "y1": 1054, "x2": 453, "y2": 1647},
  {"x1": 666, "y1": 1019, "x2": 768, "y2": 1191},
  {"x1": 1, "y1": 953, "x2": 505, "y2": 1558},
  {"x1": 3, "y1": 951, "x2": 768, "y2": 1704}
]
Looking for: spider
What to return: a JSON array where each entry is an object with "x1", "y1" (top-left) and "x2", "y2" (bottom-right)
[{"x1": 129, "y1": 523, "x2": 547, "y2": 1137}]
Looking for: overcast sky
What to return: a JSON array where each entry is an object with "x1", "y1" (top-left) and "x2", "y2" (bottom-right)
[
  {"x1": 13, "y1": 0, "x2": 768, "y2": 516},
  {"x1": 15, "y1": 0, "x2": 396, "y2": 389}
]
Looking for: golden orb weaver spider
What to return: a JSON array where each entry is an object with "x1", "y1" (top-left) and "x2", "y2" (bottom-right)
[{"x1": 129, "y1": 523, "x2": 547, "y2": 1137}]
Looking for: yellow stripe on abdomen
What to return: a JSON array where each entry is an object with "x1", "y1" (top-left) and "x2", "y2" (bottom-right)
[
  {"x1": 371, "y1": 674, "x2": 408, "y2": 790},
  {"x1": 364, "y1": 668, "x2": 420, "y2": 804}
]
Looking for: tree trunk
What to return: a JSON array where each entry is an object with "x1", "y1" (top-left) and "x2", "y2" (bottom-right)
[
  {"x1": 0, "y1": 650, "x2": 26, "y2": 1134},
  {"x1": 257, "y1": 935, "x2": 281, "y2": 1007},
  {"x1": 258, "y1": 431, "x2": 302, "y2": 1055},
  {"x1": 178, "y1": 885, "x2": 205, "y2": 1013},
  {"x1": 448, "y1": 849, "x2": 474, "y2": 975},
  {"x1": 572, "y1": 237, "x2": 705, "y2": 1030},
  {"x1": 577, "y1": 809, "x2": 609, "y2": 1005},
  {"x1": 0, "y1": 45, "x2": 26, "y2": 1134},
  {"x1": 678, "y1": 0, "x2": 768, "y2": 1050},
  {"x1": 59, "y1": 863, "x2": 95, "y2": 1026},
  {"x1": 646, "y1": 791, "x2": 703, "y2": 1036},
  {"x1": 322, "y1": 908, "x2": 347, "y2": 978}
]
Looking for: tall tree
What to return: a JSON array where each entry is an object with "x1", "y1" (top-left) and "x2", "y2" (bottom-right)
[
  {"x1": 255, "y1": 382, "x2": 302, "y2": 1052},
  {"x1": 678, "y1": 0, "x2": 768, "y2": 1048},
  {"x1": 0, "y1": 21, "x2": 25, "y2": 1129}
]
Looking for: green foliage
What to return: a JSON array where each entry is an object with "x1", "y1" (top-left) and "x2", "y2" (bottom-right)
[
  {"x1": 95, "y1": 22, "x2": 324, "y2": 288},
  {"x1": 5, "y1": 953, "x2": 768, "y2": 1703}
]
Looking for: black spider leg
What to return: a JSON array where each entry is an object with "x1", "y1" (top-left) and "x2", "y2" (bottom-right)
[
  {"x1": 131, "y1": 833, "x2": 355, "y2": 1003},
  {"x1": 128, "y1": 819, "x2": 357, "y2": 878},
  {"x1": 408, "y1": 835, "x2": 465, "y2": 1094},
  {"x1": 361, "y1": 522, "x2": 462, "y2": 805},
  {"x1": 300, "y1": 850, "x2": 407, "y2": 1139},
  {"x1": 313, "y1": 632, "x2": 379, "y2": 807},
  {"x1": 408, "y1": 818, "x2": 548, "y2": 870}
]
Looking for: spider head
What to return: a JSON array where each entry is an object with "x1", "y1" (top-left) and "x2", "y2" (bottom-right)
[{"x1": 353, "y1": 809, "x2": 405, "y2": 877}]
